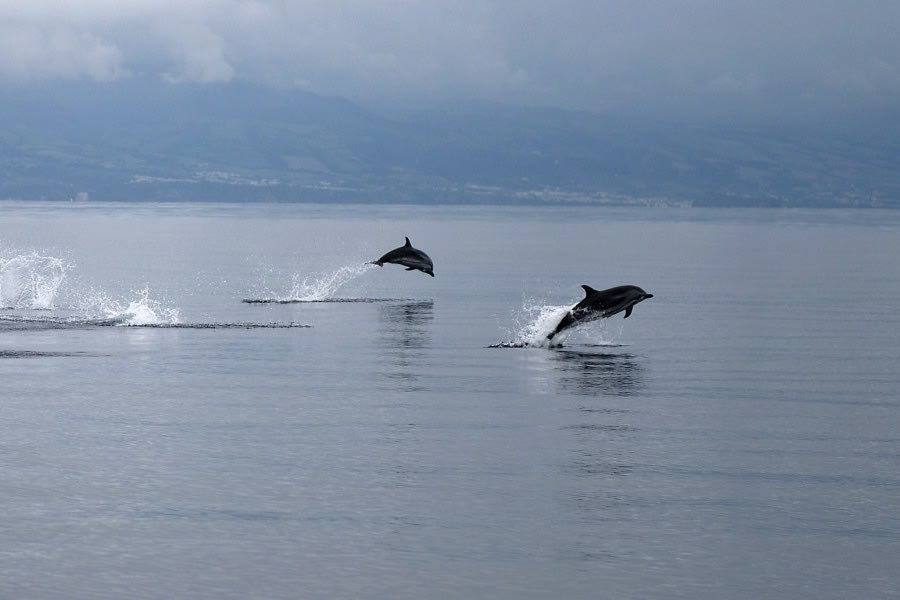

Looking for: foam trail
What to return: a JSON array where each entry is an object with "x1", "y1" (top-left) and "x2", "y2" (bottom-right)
[
  {"x1": 0, "y1": 253, "x2": 69, "y2": 310},
  {"x1": 122, "y1": 322, "x2": 310, "y2": 329},
  {"x1": 0, "y1": 313, "x2": 308, "y2": 330}
]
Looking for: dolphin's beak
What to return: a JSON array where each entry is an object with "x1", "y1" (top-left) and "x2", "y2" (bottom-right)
[{"x1": 644, "y1": 293, "x2": 654, "y2": 299}]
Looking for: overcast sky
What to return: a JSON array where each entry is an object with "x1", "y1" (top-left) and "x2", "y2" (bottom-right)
[{"x1": 2, "y1": 1, "x2": 899, "y2": 123}]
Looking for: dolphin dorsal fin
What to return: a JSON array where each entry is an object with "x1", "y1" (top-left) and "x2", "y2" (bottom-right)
[
  {"x1": 581, "y1": 284, "x2": 598, "y2": 297},
  {"x1": 404, "y1": 237, "x2": 412, "y2": 247}
]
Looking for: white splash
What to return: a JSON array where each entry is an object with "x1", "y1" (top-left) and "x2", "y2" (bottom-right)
[
  {"x1": 0, "y1": 253, "x2": 69, "y2": 310},
  {"x1": 501, "y1": 299, "x2": 622, "y2": 348},
  {"x1": 77, "y1": 287, "x2": 180, "y2": 326},
  {"x1": 286, "y1": 263, "x2": 373, "y2": 301},
  {"x1": 507, "y1": 303, "x2": 572, "y2": 347}
]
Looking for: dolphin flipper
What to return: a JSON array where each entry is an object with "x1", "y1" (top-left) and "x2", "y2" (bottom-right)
[{"x1": 624, "y1": 306, "x2": 633, "y2": 318}]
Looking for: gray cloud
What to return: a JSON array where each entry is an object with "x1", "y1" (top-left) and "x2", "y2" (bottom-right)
[
  {"x1": 0, "y1": 23, "x2": 127, "y2": 81},
  {"x1": 1, "y1": 0, "x2": 899, "y2": 121}
]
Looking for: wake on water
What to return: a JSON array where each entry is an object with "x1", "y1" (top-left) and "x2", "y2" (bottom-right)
[
  {"x1": 1, "y1": 285, "x2": 184, "y2": 329},
  {"x1": 0, "y1": 250, "x2": 176, "y2": 325},
  {"x1": 0, "y1": 314, "x2": 309, "y2": 331},
  {"x1": 2, "y1": 251, "x2": 626, "y2": 342},
  {"x1": 0, "y1": 250, "x2": 307, "y2": 330}
]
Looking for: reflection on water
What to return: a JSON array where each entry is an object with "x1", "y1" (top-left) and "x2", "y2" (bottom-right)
[
  {"x1": 551, "y1": 349, "x2": 645, "y2": 397},
  {"x1": 552, "y1": 347, "x2": 643, "y2": 564},
  {"x1": 377, "y1": 301, "x2": 434, "y2": 390},
  {"x1": 550, "y1": 348, "x2": 644, "y2": 479},
  {"x1": 378, "y1": 301, "x2": 433, "y2": 349}
]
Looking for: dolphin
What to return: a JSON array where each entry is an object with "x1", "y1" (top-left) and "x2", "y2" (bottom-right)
[
  {"x1": 547, "y1": 284, "x2": 653, "y2": 341},
  {"x1": 368, "y1": 237, "x2": 434, "y2": 277}
]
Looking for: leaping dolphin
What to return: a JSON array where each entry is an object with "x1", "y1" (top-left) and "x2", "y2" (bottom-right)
[
  {"x1": 368, "y1": 237, "x2": 434, "y2": 277},
  {"x1": 547, "y1": 284, "x2": 653, "y2": 341}
]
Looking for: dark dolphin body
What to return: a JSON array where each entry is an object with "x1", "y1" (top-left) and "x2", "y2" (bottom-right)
[
  {"x1": 547, "y1": 284, "x2": 653, "y2": 341},
  {"x1": 369, "y1": 237, "x2": 434, "y2": 277}
]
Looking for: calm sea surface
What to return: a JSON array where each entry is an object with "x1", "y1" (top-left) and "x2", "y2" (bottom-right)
[{"x1": 2, "y1": 201, "x2": 899, "y2": 599}]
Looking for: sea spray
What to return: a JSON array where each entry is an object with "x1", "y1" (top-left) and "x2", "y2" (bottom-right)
[
  {"x1": 497, "y1": 299, "x2": 623, "y2": 348},
  {"x1": 498, "y1": 302, "x2": 571, "y2": 347},
  {"x1": 287, "y1": 263, "x2": 374, "y2": 301},
  {"x1": 0, "y1": 253, "x2": 69, "y2": 310},
  {"x1": 75, "y1": 286, "x2": 180, "y2": 326},
  {"x1": 114, "y1": 289, "x2": 181, "y2": 326}
]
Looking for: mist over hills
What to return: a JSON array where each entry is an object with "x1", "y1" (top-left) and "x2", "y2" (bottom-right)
[{"x1": 2, "y1": 80, "x2": 898, "y2": 207}]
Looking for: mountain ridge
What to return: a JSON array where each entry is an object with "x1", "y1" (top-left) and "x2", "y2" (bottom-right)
[{"x1": 2, "y1": 80, "x2": 897, "y2": 207}]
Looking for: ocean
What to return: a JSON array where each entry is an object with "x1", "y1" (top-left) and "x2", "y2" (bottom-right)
[{"x1": 2, "y1": 201, "x2": 899, "y2": 599}]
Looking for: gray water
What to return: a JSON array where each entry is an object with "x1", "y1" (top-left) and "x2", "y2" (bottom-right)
[{"x1": 2, "y1": 201, "x2": 899, "y2": 599}]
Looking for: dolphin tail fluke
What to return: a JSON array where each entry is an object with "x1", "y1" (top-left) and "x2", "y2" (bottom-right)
[{"x1": 367, "y1": 260, "x2": 383, "y2": 267}]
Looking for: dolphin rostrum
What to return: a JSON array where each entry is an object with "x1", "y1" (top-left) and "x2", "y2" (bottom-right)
[
  {"x1": 368, "y1": 237, "x2": 434, "y2": 277},
  {"x1": 547, "y1": 284, "x2": 653, "y2": 341}
]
